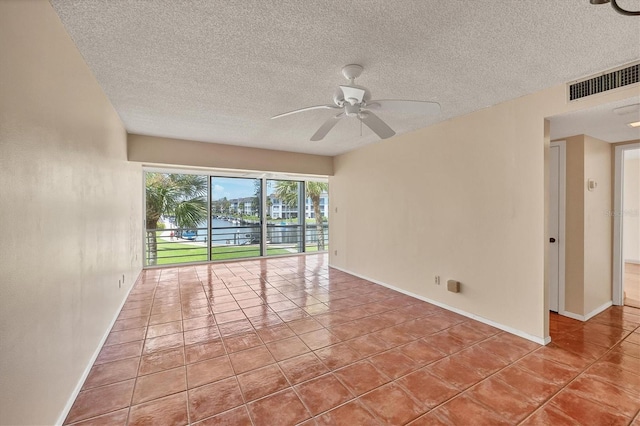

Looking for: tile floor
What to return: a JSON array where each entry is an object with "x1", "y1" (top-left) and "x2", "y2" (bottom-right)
[{"x1": 64, "y1": 254, "x2": 640, "y2": 425}]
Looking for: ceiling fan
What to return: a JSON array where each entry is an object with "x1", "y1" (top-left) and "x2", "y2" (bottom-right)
[{"x1": 271, "y1": 64, "x2": 441, "y2": 141}]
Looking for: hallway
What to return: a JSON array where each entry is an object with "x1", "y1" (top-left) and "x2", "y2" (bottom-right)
[{"x1": 64, "y1": 254, "x2": 640, "y2": 425}]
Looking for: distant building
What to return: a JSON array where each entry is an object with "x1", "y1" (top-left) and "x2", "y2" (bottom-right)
[
  {"x1": 230, "y1": 197, "x2": 256, "y2": 215},
  {"x1": 214, "y1": 192, "x2": 328, "y2": 219},
  {"x1": 268, "y1": 192, "x2": 328, "y2": 219}
]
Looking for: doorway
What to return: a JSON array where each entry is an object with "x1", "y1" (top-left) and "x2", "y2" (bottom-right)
[
  {"x1": 613, "y1": 143, "x2": 640, "y2": 308},
  {"x1": 549, "y1": 141, "x2": 566, "y2": 313}
]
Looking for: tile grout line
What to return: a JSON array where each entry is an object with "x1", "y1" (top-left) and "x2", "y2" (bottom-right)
[
  {"x1": 388, "y1": 332, "x2": 528, "y2": 424},
  {"x1": 197, "y1": 264, "x2": 255, "y2": 426},
  {"x1": 235, "y1": 268, "x2": 315, "y2": 425},
  {"x1": 126, "y1": 269, "x2": 161, "y2": 426},
  {"x1": 178, "y1": 267, "x2": 191, "y2": 426},
  {"x1": 516, "y1": 319, "x2": 640, "y2": 425}
]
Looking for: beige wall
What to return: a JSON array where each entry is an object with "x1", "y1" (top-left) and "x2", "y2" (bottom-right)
[
  {"x1": 330, "y1": 83, "x2": 637, "y2": 341},
  {"x1": 583, "y1": 136, "x2": 612, "y2": 314},
  {"x1": 0, "y1": 2, "x2": 143, "y2": 425},
  {"x1": 564, "y1": 136, "x2": 585, "y2": 314},
  {"x1": 563, "y1": 135, "x2": 613, "y2": 316},
  {"x1": 128, "y1": 134, "x2": 334, "y2": 176}
]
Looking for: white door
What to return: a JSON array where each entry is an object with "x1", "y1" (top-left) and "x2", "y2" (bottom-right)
[{"x1": 549, "y1": 145, "x2": 560, "y2": 312}]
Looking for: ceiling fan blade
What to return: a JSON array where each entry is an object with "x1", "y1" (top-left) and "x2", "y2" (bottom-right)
[
  {"x1": 310, "y1": 113, "x2": 344, "y2": 141},
  {"x1": 340, "y1": 85, "x2": 366, "y2": 103},
  {"x1": 360, "y1": 111, "x2": 395, "y2": 139},
  {"x1": 271, "y1": 105, "x2": 339, "y2": 119},
  {"x1": 367, "y1": 100, "x2": 441, "y2": 115}
]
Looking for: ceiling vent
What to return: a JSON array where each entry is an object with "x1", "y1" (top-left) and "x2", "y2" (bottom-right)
[{"x1": 568, "y1": 62, "x2": 639, "y2": 101}]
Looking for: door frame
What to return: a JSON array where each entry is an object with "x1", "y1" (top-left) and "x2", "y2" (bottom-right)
[
  {"x1": 613, "y1": 142, "x2": 640, "y2": 305},
  {"x1": 550, "y1": 140, "x2": 567, "y2": 315}
]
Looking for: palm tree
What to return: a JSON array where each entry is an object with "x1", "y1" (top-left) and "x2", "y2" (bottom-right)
[
  {"x1": 274, "y1": 181, "x2": 328, "y2": 250},
  {"x1": 145, "y1": 173, "x2": 208, "y2": 265},
  {"x1": 221, "y1": 197, "x2": 230, "y2": 214}
]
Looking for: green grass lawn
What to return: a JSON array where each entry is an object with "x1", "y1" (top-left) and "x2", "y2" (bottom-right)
[
  {"x1": 153, "y1": 240, "x2": 303, "y2": 265},
  {"x1": 148, "y1": 232, "x2": 329, "y2": 265}
]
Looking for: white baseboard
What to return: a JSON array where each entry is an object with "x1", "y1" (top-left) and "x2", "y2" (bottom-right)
[
  {"x1": 560, "y1": 300, "x2": 613, "y2": 322},
  {"x1": 559, "y1": 310, "x2": 584, "y2": 321},
  {"x1": 329, "y1": 264, "x2": 548, "y2": 346},
  {"x1": 55, "y1": 269, "x2": 142, "y2": 426},
  {"x1": 585, "y1": 301, "x2": 613, "y2": 321}
]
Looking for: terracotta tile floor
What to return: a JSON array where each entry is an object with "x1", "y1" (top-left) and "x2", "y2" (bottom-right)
[{"x1": 65, "y1": 254, "x2": 640, "y2": 425}]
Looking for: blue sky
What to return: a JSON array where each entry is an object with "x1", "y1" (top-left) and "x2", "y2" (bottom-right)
[
  {"x1": 211, "y1": 177, "x2": 256, "y2": 201},
  {"x1": 211, "y1": 178, "x2": 288, "y2": 200}
]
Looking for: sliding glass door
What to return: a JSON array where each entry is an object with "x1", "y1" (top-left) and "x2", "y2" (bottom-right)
[
  {"x1": 210, "y1": 177, "x2": 262, "y2": 261},
  {"x1": 144, "y1": 171, "x2": 328, "y2": 266},
  {"x1": 144, "y1": 172, "x2": 208, "y2": 266}
]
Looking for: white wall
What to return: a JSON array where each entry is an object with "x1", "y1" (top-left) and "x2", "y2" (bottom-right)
[
  {"x1": 330, "y1": 82, "x2": 637, "y2": 342},
  {"x1": 0, "y1": 1, "x2": 143, "y2": 424},
  {"x1": 623, "y1": 149, "x2": 640, "y2": 263}
]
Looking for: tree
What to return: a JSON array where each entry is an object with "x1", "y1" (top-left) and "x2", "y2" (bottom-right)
[
  {"x1": 274, "y1": 181, "x2": 328, "y2": 250},
  {"x1": 265, "y1": 197, "x2": 273, "y2": 218},
  {"x1": 253, "y1": 180, "x2": 262, "y2": 217},
  {"x1": 221, "y1": 197, "x2": 230, "y2": 214},
  {"x1": 145, "y1": 173, "x2": 208, "y2": 265}
]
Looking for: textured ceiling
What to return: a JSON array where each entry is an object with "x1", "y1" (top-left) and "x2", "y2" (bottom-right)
[
  {"x1": 50, "y1": 0, "x2": 640, "y2": 156},
  {"x1": 550, "y1": 97, "x2": 640, "y2": 143}
]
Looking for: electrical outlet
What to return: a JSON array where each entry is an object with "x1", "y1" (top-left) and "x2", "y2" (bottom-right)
[
  {"x1": 434, "y1": 275, "x2": 440, "y2": 285},
  {"x1": 118, "y1": 279, "x2": 122, "y2": 288},
  {"x1": 122, "y1": 274, "x2": 125, "y2": 284}
]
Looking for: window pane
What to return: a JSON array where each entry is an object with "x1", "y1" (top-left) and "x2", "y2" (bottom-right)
[
  {"x1": 145, "y1": 172, "x2": 208, "y2": 266},
  {"x1": 211, "y1": 177, "x2": 262, "y2": 261},
  {"x1": 267, "y1": 180, "x2": 303, "y2": 255},
  {"x1": 304, "y1": 182, "x2": 329, "y2": 253}
]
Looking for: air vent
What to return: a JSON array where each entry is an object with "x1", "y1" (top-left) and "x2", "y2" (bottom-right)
[{"x1": 568, "y1": 63, "x2": 639, "y2": 101}]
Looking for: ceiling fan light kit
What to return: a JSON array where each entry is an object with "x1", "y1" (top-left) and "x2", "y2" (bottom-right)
[{"x1": 271, "y1": 64, "x2": 441, "y2": 141}]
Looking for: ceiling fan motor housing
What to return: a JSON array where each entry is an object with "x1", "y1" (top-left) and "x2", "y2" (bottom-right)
[
  {"x1": 333, "y1": 85, "x2": 371, "y2": 107},
  {"x1": 345, "y1": 103, "x2": 360, "y2": 117}
]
